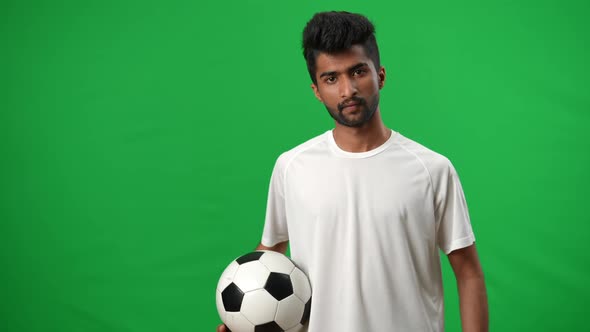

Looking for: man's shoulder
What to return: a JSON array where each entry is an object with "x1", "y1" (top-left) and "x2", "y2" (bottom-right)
[
  {"x1": 393, "y1": 132, "x2": 453, "y2": 173},
  {"x1": 274, "y1": 130, "x2": 331, "y2": 167}
]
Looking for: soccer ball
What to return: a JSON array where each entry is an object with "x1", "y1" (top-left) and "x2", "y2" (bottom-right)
[{"x1": 216, "y1": 250, "x2": 312, "y2": 332}]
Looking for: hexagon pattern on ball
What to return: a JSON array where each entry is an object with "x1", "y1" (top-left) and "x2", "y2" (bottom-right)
[
  {"x1": 234, "y1": 261, "x2": 271, "y2": 293},
  {"x1": 217, "y1": 260, "x2": 240, "y2": 292},
  {"x1": 241, "y1": 289, "x2": 278, "y2": 325},
  {"x1": 225, "y1": 311, "x2": 254, "y2": 332},
  {"x1": 275, "y1": 295, "x2": 305, "y2": 330},
  {"x1": 289, "y1": 268, "x2": 311, "y2": 303},
  {"x1": 216, "y1": 251, "x2": 312, "y2": 332},
  {"x1": 259, "y1": 251, "x2": 295, "y2": 274}
]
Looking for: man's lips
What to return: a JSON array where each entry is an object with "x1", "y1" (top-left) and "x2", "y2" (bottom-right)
[
  {"x1": 338, "y1": 98, "x2": 364, "y2": 111},
  {"x1": 341, "y1": 103, "x2": 361, "y2": 112}
]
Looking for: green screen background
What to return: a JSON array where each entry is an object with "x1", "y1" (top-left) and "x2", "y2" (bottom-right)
[{"x1": 2, "y1": 0, "x2": 589, "y2": 331}]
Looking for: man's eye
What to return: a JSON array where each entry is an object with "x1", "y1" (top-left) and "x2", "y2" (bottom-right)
[
  {"x1": 326, "y1": 77, "x2": 336, "y2": 83},
  {"x1": 353, "y1": 69, "x2": 366, "y2": 76}
]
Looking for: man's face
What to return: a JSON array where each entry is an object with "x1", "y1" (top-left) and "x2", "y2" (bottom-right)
[{"x1": 311, "y1": 45, "x2": 385, "y2": 128}]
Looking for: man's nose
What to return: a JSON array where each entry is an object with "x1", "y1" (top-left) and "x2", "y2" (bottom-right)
[{"x1": 340, "y1": 77, "x2": 358, "y2": 98}]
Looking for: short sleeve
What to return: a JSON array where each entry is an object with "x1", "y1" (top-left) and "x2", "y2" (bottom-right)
[
  {"x1": 434, "y1": 159, "x2": 475, "y2": 255},
  {"x1": 260, "y1": 154, "x2": 289, "y2": 247}
]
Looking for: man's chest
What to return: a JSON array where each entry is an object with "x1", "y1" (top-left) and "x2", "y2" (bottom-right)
[{"x1": 284, "y1": 159, "x2": 433, "y2": 223}]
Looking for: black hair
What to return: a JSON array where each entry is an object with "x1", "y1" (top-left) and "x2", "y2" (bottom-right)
[{"x1": 302, "y1": 11, "x2": 381, "y2": 84}]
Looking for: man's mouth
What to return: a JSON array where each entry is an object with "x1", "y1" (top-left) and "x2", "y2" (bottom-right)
[{"x1": 339, "y1": 100, "x2": 363, "y2": 111}]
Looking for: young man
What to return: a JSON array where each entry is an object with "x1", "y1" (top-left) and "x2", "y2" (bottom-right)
[{"x1": 218, "y1": 11, "x2": 488, "y2": 332}]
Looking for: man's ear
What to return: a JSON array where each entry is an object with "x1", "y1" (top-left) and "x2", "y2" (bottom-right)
[
  {"x1": 311, "y1": 83, "x2": 323, "y2": 102},
  {"x1": 378, "y1": 66, "x2": 386, "y2": 89}
]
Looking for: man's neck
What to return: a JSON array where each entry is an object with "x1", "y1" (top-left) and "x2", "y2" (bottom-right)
[{"x1": 332, "y1": 110, "x2": 391, "y2": 153}]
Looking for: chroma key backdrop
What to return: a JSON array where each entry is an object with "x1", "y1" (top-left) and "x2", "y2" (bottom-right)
[{"x1": 1, "y1": 0, "x2": 589, "y2": 331}]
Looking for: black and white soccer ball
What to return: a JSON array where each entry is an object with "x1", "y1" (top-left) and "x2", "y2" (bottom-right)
[{"x1": 216, "y1": 250, "x2": 312, "y2": 332}]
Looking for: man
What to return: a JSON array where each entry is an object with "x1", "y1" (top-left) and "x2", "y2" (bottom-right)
[{"x1": 218, "y1": 11, "x2": 488, "y2": 332}]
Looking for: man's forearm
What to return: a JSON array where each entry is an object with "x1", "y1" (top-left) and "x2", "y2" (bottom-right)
[
  {"x1": 457, "y1": 275, "x2": 489, "y2": 332},
  {"x1": 256, "y1": 241, "x2": 288, "y2": 254}
]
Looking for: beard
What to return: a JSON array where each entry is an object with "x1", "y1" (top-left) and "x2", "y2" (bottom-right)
[{"x1": 325, "y1": 95, "x2": 380, "y2": 128}]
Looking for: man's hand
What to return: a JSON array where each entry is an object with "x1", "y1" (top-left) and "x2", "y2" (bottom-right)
[{"x1": 216, "y1": 323, "x2": 228, "y2": 332}]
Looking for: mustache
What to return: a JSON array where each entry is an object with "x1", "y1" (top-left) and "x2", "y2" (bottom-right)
[{"x1": 337, "y1": 97, "x2": 366, "y2": 112}]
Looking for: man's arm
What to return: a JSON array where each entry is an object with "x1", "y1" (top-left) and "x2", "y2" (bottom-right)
[
  {"x1": 256, "y1": 240, "x2": 289, "y2": 254},
  {"x1": 447, "y1": 243, "x2": 489, "y2": 332}
]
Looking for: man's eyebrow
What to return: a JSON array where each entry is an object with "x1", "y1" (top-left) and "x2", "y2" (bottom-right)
[
  {"x1": 319, "y1": 62, "x2": 369, "y2": 78},
  {"x1": 348, "y1": 62, "x2": 369, "y2": 72},
  {"x1": 319, "y1": 71, "x2": 337, "y2": 78}
]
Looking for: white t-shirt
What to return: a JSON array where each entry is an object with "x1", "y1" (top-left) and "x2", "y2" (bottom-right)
[{"x1": 261, "y1": 129, "x2": 475, "y2": 332}]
